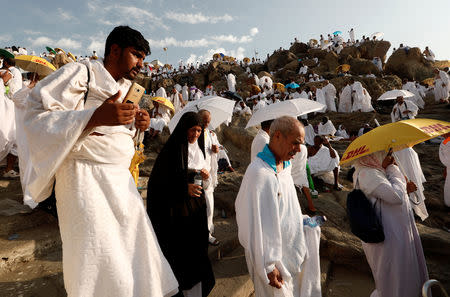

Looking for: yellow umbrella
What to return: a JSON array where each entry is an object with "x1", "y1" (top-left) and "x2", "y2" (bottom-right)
[
  {"x1": 67, "y1": 52, "x2": 76, "y2": 61},
  {"x1": 309, "y1": 39, "x2": 318, "y2": 45},
  {"x1": 54, "y1": 47, "x2": 65, "y2": 54},
  {"x1": 340, "y1": 118, "x2": 450, "y2": 165},
  {"x1": 273, "y1": 82, "x2": 285, "y2": 93},
  {"x1": 243, "y1": 57, "x2": 250, "y2": 63},
  {"x1": 251, "y1": 84, "x2": 261, "y2": 94},
  {"x1": 129, "y1": 142, "x2": 146, "y2": 186},
  {"x1": 151, "y1": 96, "x2": 175, "y2": 112},
  {"x1": 336, "y1": 64, "x2": 351, "y2": 73},
  {"x1": 422, "y1": 78, "x2": 434, "y2": 86},
  {"x1": 14, "y1": 55, "x2": 56, "y2": 77}
]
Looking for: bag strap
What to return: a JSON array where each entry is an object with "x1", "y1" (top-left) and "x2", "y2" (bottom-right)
[{"x1": 84, "y1": 64, "x2": 91, "y2": 104}]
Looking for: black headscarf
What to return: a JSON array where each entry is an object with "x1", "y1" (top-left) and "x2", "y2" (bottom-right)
[{"x1": 147, "y1": 112, "x2": 214, "y2": 295}]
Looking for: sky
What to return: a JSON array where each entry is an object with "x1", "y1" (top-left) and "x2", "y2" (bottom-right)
[{"x1": 2, "y1": 0, "x2": 449, "y2": 65}]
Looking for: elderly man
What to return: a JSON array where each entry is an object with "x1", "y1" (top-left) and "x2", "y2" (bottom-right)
[
  {"x1": 391, "y1": 95, "x2": 418, "y2": 122},
  {"x1": 236, "y1": 116, "x2": 321, "y2": 297},
  {"x1": 23, "y1": 26, "x2": 178, "y2": 297},
  {"x1": 198, "y1": 109, "x2": 221, "y2": 245}
]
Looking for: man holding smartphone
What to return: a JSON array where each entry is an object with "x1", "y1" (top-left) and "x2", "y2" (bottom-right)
[{"x1": 23, "y1": 26, "x2": 178, "y2": 297}]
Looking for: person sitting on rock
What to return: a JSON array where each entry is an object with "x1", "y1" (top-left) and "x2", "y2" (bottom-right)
[
  {"x1": 233, "y1": 100, "x2": 252, "y2": 116},
  {"x1": 318, "y1": 116, "x2": 336, "y2": 136},
  {"x1": 390, "y1": 95, "x2": 418, "y2": 122},
  {"x1": 149, "y1": 101, "x2": 172, "y2": 138},
  {"x1": 308, "y1": 135, "x2": 342, "y2": 190}
]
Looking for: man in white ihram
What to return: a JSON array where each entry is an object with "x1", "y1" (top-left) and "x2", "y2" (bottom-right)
[
  {"x1": 23, "y1": 26, "x2": 178, "y2": 297},
  {"x1": 236, "y1": 116, "x2": 321, "y2": 297}
]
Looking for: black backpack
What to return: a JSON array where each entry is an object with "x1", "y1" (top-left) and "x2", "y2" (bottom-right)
[{"x1": 346, "y1": 189, "x2": 385, "y2": 243}]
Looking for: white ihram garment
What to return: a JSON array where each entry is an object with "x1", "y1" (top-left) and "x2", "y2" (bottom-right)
[
  {"x1": 23, "y1": 60, "x2": 178, "y2": 297},
  {"x1": 355, "y1": 165, "x2": 428, "y2": 297},
  {"x1": 11, "y1": 86, "x2": 38, "y2": 208},
  {"x1": 236, "y1": 154, "x2": 321, "y2": 297},
  {"x1": 351, "y1": 82, "x2": 374, "y2": 112},
  {"x1": 390, "y1": 101, "x2": 418, "y2": 123},
  {"x1": 394, "y1": 148, "x2": 428, "y2": 220},
  {"x1": 203, "y1": 129, "x2": 220, "y2": 234},
  {"x1": 315, "y1": 89, "x2": 327, "y2": 112},
  {"x1": 402, "y1": 82, "x2": 425, "y2": 109},
  {"x1": 308, "y1": 146, "x2": 339, "y2": 184},
  {"x1": 318, "y1": 121, "x2": 336, "y2": 136},
  {"x1": 322, "y1": 84, "x2": 337, "y2": 112},
  {"x1": 227, "y1": 73, "x2": 236, "y2": 92},
  {"x1": 0, "y1": 77, "x2": 17, "y2": 161},
  {"x1": 304, "y1": 125, "x2": 316, "y2": 146},
  {"x1": 291, "y1": 144, "x2": 308, "y2": 188},
  {"x1": 250, "y1": 129, "x2": 270, "y2": 161},
  {"x1": 338, "y1": 85, "x2": 352, "y2": 113},
  {"x1": 156, "y1": 86, "x2": 168, "y2": 98},
  {"x1": 439, "y1": 137, "x2": 450, "y2": 207},
  {"x1": 150, "y1": 105, "x2": 171, "y2": 132}
]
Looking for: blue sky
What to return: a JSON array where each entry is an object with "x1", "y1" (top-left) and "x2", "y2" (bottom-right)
[{"x1": 2, "y1": 0, "x2": 449, "y2": 65}]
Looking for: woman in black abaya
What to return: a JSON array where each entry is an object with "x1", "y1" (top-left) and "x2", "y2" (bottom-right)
[{"x1": 147, "y1": 112, "x2": 214, "y2": 297}]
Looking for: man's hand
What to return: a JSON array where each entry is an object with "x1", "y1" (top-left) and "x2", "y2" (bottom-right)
[
  {"x1": 211, "y1": 144, "x2": 219, "y2": 154},
  {"x1": 200, "y1": 168, "x2": 210, "y2": 180},
  {"x1": 267, "y1": 267, "x2": 283, "y2": 289},
  {"x1": 402, "y1": 110, "x2": 410, "y2": 114},
  {"x1": 188, "y1": 183, "x2": 202, "y2": 197},
  {"x1": 135, "y1": 108, "x2": 150, "y2": 131},
  {"x1": 406, "y1": 181, "x2": 418, "y2": 194},
  {"x1": 85, "y1": 91, "x2": 136, "y2": 130}
]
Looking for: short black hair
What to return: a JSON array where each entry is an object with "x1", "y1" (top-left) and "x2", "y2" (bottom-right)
[
  {"x1": 104, "y1": 25, "x2": 150, "y2": 58},
  {"x1": 261, "y1": 120, "x2": 273, "y2": 130}
]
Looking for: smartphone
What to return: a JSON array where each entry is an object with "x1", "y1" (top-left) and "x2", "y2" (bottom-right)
[{"x1": 123, "y1": 82, "x2": 145, "y2": 105}]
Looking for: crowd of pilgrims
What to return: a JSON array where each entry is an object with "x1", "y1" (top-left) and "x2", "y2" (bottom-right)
[{"x1": 0, "y1": 25, "x2": 449, "y2": 297}]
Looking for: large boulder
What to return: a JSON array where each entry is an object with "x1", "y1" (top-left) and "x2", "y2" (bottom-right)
[
  {"x1": 307, "y1": 48, "x2": 328, "y2": 60},
  {"x1": 283, "y1": 60, "x2": 299, "y2": 72},
  {"x1": 249, "y1": 63, "x2": 266, "y2": 75},
  {"x1": 385, "y1": 48, "x2": 435, "y2": 81},
  {"x1": 289, "y1": 42, "x2": 309, "y2": 57},
  {"x1": 302, "y1": 58, "x2": 317, "y2": 67},
  {"x1": 257, "y1": 71, "x2": 273, "y2": 79},
  {"x1": 220, "y1": 115, "x2": 257, "y2": 153},
  {"x1": 267, "y1": 50, "x2": 298, "y2": 72},
  {"x1": 338, "y1": 46, "x2": 361, "y2": 64},
  {"x1": 134, "y1": 73, "x2": 152, "y2": 92},
  {"x1": 357, "y1": 40, "x2": 391, "y2": 62},
  {"x1": 315, "y1": 52, "x2": 339, "y2": 74},
  {"x1": 349, "y1": 58, "x2": 380, "y2": 75},
  {"x1": 274, "y1": 69, "x2": 297, "y2": 82},
  {"x1": 434, "y1": 60, "x2": 450, "y2": 69},
  {"x1": 157, "y1": 78, "x2": 174, "y2": 90}
]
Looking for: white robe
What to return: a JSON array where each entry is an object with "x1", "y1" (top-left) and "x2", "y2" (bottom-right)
[
  {"x1": 253, "y1": 100, "x2": 266, "y2": 113},
  {"x1": 439, "y1": 137, "x2": 450, "y2": 207},
  {"x1": 351, "y1": 82, "x2": 374, "y2": 112},
  {"x1": 203, "y1": 129, "x2": 220, "y2": 234},
  {"x1": 315, "y1": 89, "x2": 327, "y2": 112},
  {"x1": 11, "y1": 86, "x2": 38, "y2": 208},
  {"x1": 318, "y1": 121, "x2": 336, "y2": 136},
  {"x1": 298, "y1": 66, "x2": 308, "y2": 75},
  {"x1": 7, "y1": 66, "x2": 23, "y2": 96},
  {"x1": 291, "y1": 144, "x2": 308, "y2": 188},
  {"x1": 434, "y1": 71, "x2": 450, "y2": 102},
  {"x1": 402, "y1": 82, "x2": 425, "y2": 109},
  {"x1": 394, "y1": 148, "x2": 428, "y2": 220},
  {"x1": 308, "y1": 146, "x2": 339, "y2": 184},
  {"x1": 150, "y1": 105, "x2": 172, "y2": 132},
  {"x1": 251, "y1": 129, "x2": 270, "y2": 161},
  {"x1": 156, "y1": 86, "x2": 168, "y2": 98},
  {"x1": 170, "y1": 90, "x2": 183, "y2": 113},
  {"x1": 390, "y1": 101, "x2": 418, "y2": 122},
  {"x1": 335, "y1": 126, "x2": 349, "y2": 139},
  {"x1": 227, "y1": 73, "x2": 236, "y2": 92},
  {"x1": 322, "y1": 84, "x2": 337, "y2": 112},
  {"x1": 0, "y1": 77, "x2": 16, "y2": 161},
  {"x1": 349, "y1": 29, "x2": 355, "y2": 43},
  {"x1": 23, "y1": 60, "x2": 178, "y2": 297},
  {"x1": 355, "y1": 165, "x2": 428, "y2": 297},
  {"x1": 182, "y1": 85, "x2": 189, "y2": 102},
  {"x1": 304, "y1": 125, "x2": 315, "y2": 146},
  {"x1": 235, "y1": 156, "x2": 321, "y2": 297}
]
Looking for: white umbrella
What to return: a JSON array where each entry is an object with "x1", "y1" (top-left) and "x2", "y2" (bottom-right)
[
  {"x1": 168, "y1": 96, "x2": 235, "y2": 133},
  {"x1": 377, "y1": 90, "x2": 415, "y2": 101},
  {"x1": 174, "y1": 84, "x2": 182, "y2": 92},
  {"x1": 321, "y1": 42, "x2": 333, "y2": 50},
  {"x1": 245, "y1": 98, "x2": 326, "y2": 129},
  {"x1": 371, "y1": 32, "x2": 384, "y2": 39}
]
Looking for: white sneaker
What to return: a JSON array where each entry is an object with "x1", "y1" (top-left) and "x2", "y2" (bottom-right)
[{"x1": 3, "y1": 170, "x2": 20, "y2": 178}]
